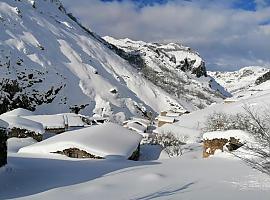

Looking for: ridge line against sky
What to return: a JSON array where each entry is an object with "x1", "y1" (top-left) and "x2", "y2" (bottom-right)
[{"x1": 63, "y1": 0, "x2": 270, "y2": 71}]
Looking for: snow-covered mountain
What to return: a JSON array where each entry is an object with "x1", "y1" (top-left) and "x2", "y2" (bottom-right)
[
  {"x1": 0, "y1": 0, "x2": 228, "y2": 121},
  {"x1": 104, "y1": 36, "x2": 230, "y2": 109},
  {"x1": 208, "y1": 66, "x2": 270, "y2": 100}
]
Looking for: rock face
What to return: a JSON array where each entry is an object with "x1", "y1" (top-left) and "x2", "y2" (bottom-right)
[
  {"x1": 255, "y1": 71, "x2": 270, "y2": 85},
  {"x1": 0, "y1": 129, "x2": 7, "y2": 168},
  {"x1": 104, "y1": 37, "x2": 229, "y2": 110}
]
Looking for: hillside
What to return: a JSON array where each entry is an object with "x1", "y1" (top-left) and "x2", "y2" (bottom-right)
[
  {"x1": 104, "y1": 36, "x2": 230, "y2": 110},
  {"x1": 208, "y1": 66, "x2": 270, "y2": 100},
  {"x1": 0, "y1": 0, "x2": 232, "y2": 121}
]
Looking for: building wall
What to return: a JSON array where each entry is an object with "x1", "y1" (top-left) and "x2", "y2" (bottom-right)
[
  {"x1": 203, "y1": 137, "x2": 243, "y2": 158},
  {"x1": 0, "y1": 129, "x2": 7, "y2": 168},
  {"x1": 157, "y1": 121, "x2": 172, "y2": 127}
]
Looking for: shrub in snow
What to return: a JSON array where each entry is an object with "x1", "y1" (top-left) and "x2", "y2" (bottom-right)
[{"x1": 148, "y1": 132, "x2": 187, "y2": 157}]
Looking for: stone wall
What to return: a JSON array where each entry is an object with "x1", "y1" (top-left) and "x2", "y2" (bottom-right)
[
  {"x1": 53, "y1": 145, "x2": 141, "y2": 161},
  {"x1": 0, "y1": 129, "x2": 7, "y2": 168},
  {"x1": 203, "y1": 137, "x2": 243, "y2": 158},
  {"x1": 7, "y1": 128, "x2": 42, "y2": 142}
]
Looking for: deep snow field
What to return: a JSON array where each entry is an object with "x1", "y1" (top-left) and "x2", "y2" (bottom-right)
[
  {"x1": 1, "y1": 81, "x2": 270, "y2": 200},
  {"x1": 1, "y1": 138, "x2": 270, "y2": 200}
]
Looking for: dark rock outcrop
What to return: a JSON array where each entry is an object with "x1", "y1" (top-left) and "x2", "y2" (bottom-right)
[{"x1": 255, "y1": 71, "x2": 270, "y2": 85}]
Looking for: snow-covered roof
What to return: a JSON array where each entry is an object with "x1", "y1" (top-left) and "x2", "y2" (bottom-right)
[
  {"x1": 62, "y1": 113, "x2": 84, "y2": 127},
  {"x1": 157, "y1": 116, "x2": 175, "y2": 123},
  {"x1": 1, "y1": 108, "x2": 34, "y2": 117},
  {"x1": 0, "y1": 119, "x2": 8, "y2": 129},
  {"x1": 125, "y1": 122, "x2": 146, "y2": 133},
  {"x1": 203, "y1": 130, "x2": 251, "y2": 143},
  {"x1": 0, "y1": 115, "x2": 44, "y2": 134},
  {"x1": 23, "y1": 115, "x2": 65, "y2": 129},
  {"x1": 123, "y1": 118, "x2": 150, "y2": 128},
  {"x1": 19, "y1": 123, "x2": 142, "y2": 159}
]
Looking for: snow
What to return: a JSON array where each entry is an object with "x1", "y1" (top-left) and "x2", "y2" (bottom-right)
[
  {"x1": 8, "y1": 137, "x2": 37, "y2": 153},
  {"x1": 124, "y1": 122, "x2": 146, "y2": 133},
  {"x1": 208, "y1": 66, "x2": 270, "y2": 99},
  {"x1": 0, "y1": 115, "x2": 44, "y2": 134},
  {"x1": 203, "y1": 130, "x2": 252, "y2": 143},
  {"x1": 1, "y1": 108, "x2": 34, "y2": 117},
  {"x1": 2, "y1": 141, "x2": 270, "y2": 200},
  {"x1": 0, "y1": 119, "x2": 8, "y2": 129},
  {"x1": 19, "y1": 123, "x2": 142, "y2": 159},
  {"x1": 23, "y1": 115, "x2": 65, "y2": 129},
  {"x1": 155, "y1": 124, "x2": 202, "y2": 143},
  {"x1": 157, "y1": 116, "x2": 175, "y2": 123}
]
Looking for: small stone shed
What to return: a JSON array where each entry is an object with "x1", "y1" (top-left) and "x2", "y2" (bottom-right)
[
  {"x1": 157, "y1": 116, "x2": 176, "y2": 127},
  {"x1": 19, "y1": 123, "x2": 143, "y2": 161},
  {"x1": 202, "y1": 130, "x2": 250, "y2": 158}
]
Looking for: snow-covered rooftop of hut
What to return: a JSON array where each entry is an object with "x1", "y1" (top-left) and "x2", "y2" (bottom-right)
[
  {"x1": 156, "y1": 116, "x2": 176, "y2": 123},
  {"x1": 125, "y1": 122, "x2": 146, "y2": 133},
  {"x1": 23, "y1": 113, "x2": 84, "y2": 129},
  {"x1": 19, "y1": 123, "x2": 142, "y2": 159},
  {"x1": 123, "y1": 118, "x2": 150, "y2": 128},
  {"x1": 1, "y1": 108, "x2": 34, "y2": 117},
  {"x1": 0, "y1": 119, "x2": 8, "y2": 129},
  {"x1": 0, "y1": 115, "x2": 44, "y2": 134}
]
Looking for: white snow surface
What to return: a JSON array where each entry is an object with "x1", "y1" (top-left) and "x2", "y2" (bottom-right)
[
  {"x1": 208, "y1": 66, "x2": 270, "y2": 100},
  {"x1": 1, "y1": 108, "x2": 34, "y2": 117},
  {"x1": 19, "y1": 123, "x2": 142, "y2": 158},
  {"x1": 2, "y1": 140, "x2": 270, "y2": 200},
  {"x1": 156, "y1": 89, "x2": 270, "y2": 143},
  {"x1": 0, "y1": 115, "x2": 44, "y2": 134},
  {"x1": 203, "y1": 130, "x2": 252, "y2": 143},
  {"x1": 23, "y1": 115, "x2": 65, "y2": 129}
]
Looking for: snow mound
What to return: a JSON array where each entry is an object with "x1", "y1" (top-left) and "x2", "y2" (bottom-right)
[
  {"x1": 8, "y1": 137, "x2": 37, "y2": 153},
  {"x1": 19, "y1": 123, "x2": 142, "y2": 159},
  {"x1": 203, "y1": 130, "x2": 251, "y2": 143}
]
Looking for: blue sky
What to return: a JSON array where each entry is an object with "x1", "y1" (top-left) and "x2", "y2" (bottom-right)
[{"x1": 64, "y1": 0, "x2": 270, "y2": 71}]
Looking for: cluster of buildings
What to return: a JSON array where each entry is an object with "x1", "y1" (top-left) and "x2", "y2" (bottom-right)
[{"x1": 0, "y1": 108, "x2": 190, "y2": 168}]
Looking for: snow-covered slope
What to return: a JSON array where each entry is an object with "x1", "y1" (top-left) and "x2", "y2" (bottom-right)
[
  {"x1": 208, "y1": 66, "x2": 270, "y2": 99},
  {"x1": 104, "y1": 36, "x2": 230, "y2": 111},
  {"x1": 0, "y1": 0, "x2": 199, "y2": 120},
  {"x1": 156, "y1": 89, "x2": 270, "y2": 143}
]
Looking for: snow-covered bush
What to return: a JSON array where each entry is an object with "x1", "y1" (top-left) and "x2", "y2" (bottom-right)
[
  {"x1": 148, "y1": 132, "x2": 187, "y2": 157},
  {"x1": 205, "y1": 108, "x2": 270, "y2": 174}
]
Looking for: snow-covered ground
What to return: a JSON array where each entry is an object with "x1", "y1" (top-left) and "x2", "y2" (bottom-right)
[{"x1": 1, "y1": 138, "x2": 270, "y2": 200}]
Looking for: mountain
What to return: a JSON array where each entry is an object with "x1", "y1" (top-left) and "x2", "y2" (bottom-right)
[
  {"x1": 104, "y1": 36, "x2": 230, "y2": 109},
  {"x1": 208, "y1": 66, "x2": 270, "y2": 100},
  {"x1": 0, "y1": 0, "x2": 228, "y2": 121}
]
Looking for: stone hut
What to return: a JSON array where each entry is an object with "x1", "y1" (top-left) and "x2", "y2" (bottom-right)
[
  {"x1": 157, "y1": 116, "x2": 176, "y2": 127},
  {"x1": 202, "y1": 130, "x2": 249, "y2": 158},
  {"x1": 19, "y1": 123, "x2": 143, "y2": 161}
]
